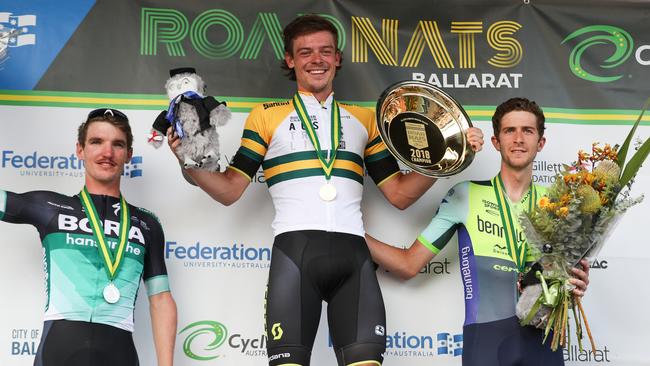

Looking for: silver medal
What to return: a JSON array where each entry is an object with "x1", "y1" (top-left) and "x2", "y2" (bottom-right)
[
  {"x1": 103, "y1": 282, "x2": 121, "y2": 304},
  {"x1": 319, "y1": 183, "x2": 337, "y2": 201}
]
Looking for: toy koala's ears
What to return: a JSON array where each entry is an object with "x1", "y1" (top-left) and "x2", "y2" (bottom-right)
[{"x1": 170, "y1": 67, "x2": 196, "y2": 77}]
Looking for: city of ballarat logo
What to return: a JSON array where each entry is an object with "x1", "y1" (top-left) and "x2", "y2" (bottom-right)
[{"x1": 180, "y1": 320, "x2": 228, "y2": 361}]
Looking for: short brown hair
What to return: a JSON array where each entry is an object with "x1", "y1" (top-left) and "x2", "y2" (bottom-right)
[
  {"x1": 492, "y1": 97, "x2": 545, "y2": 139},
  {"x1": 78, "y1": 108, "x2": 133, "y2": 150},
  {"x1": 281, "y1": 14, "x2": 343, "y2": 80}
]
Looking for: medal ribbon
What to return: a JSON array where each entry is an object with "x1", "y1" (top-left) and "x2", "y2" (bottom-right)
[
  {"x1": 492, "y1": 173, "x2": 537, "y2": 273},
  {"x1": 79, "y1": 187, "x2": 131, "y2": 280},
  {"x1": 292, "y1": 93, "x2": 341, "y2": 180}
]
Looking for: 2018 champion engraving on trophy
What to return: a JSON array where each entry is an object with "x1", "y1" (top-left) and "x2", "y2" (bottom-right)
[{"x1": 376, "y1": 81, "x2": 475, "y2": 177}]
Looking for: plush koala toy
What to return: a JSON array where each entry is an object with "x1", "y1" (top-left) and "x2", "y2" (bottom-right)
[{"x1": 149, "y1": 67, "x2": 230, "y2": 171}]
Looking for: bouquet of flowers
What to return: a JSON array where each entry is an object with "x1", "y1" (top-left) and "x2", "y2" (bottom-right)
[{"x1": 515, "y1": 99, "x2": 650, "y2": 352}]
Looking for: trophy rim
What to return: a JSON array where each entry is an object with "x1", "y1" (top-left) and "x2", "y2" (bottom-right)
[{"x1": 376, "y1": 80, "x2": 475, "y2": 177}]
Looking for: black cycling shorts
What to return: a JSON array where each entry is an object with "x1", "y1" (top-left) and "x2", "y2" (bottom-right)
[
  {"x1": 33, "y1": 320, "x2": 139, "y2": 366},
  {"x1": 265, "y1": 230, "x2": 386, "y2": 366},
  {"x1": 462, "y1": 316, "x2": 564, "y2": 366}
]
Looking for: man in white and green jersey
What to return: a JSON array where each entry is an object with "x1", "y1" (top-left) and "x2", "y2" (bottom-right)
[
  {"x1": 1, "y1": 109, "x2": 177, "y2": 366},
  {"x1": 366, "y1": 98, "x2": 590, "y2": 366},
  {"x1": 166, "y1": 14, "x2": 484, "y2": 366}
]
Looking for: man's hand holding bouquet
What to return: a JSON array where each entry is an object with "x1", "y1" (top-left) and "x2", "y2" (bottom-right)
[{"x1": 515, "y1": 99, "x2": 650, "y2": 351}]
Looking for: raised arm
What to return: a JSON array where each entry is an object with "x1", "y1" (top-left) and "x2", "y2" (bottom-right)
[
  {"x1": 0, "y1": 190, "x2": 56, "y2": 227},
  {"x1": 182, "y1": 164, "x2": 250, "y2": 206},
  {"x1": 376, "y1": 127, "x2": 483, "y2": 210},
  {"x1": 377, "y1": 173, "x2": 437, "y2": 210},
  {"x1": 369, "y1": 180, "x2": 468, "y2": 279},
  {"x1": 167, "y1": 127, "x2": 250, "y2": 206},
  {"x1": 149, "y1": 291, "x2": 177, "y2": 366},
  {"x1": 365, "y1": 234, "x2": 435, "y2": 280}
]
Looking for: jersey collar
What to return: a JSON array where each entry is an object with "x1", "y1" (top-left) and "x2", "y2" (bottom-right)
[{"x1": 297, "y1": 90, "x2": 334, "y2": 109}]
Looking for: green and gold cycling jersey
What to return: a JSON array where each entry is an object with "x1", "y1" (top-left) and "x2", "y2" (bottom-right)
[{"x1": 228, "y1": 92, "x2": 400, "y2": 237}]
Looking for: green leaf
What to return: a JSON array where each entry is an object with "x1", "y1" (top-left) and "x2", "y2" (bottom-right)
[
  {"x1": 620, "y1": 136, "x2": 650, "y2": 187},
  {"x1": 618, "y1": 97, "x2": 650, "y2": 171}
]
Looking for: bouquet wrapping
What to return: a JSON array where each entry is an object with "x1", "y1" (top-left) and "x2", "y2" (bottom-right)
[{"x1": 515, "y1": 99, "x2": 650, "y2": 351}]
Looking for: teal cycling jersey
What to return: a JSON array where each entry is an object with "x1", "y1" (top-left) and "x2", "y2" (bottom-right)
[
  {"x1": 0, "y1": 189, "x2": 170, "y2": 332},
  {"x1": 416, "y1": 178, "x2": 562, "y2": 365},
  {"x1": 418, "y1": 177, "x2": 544, "y2": 326}
]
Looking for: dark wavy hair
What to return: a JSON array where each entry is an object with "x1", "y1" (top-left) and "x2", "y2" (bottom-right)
[
  {"x1": 281, "y1": 14, "x2": 343, "y2": 81},
  {"x1": 492, "y1": 97, "x2": 545, "y2": 139}
]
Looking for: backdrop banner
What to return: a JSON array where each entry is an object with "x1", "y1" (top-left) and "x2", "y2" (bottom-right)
[{"x1": 1, "y1": 1, "x2": 648, "y2": 365}]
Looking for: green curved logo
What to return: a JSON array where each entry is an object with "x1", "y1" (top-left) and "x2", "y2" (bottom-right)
[
  {"x1": 562, "y1": 25, "x2": 633, "y2": 83},
  {"x1": 179, "y1": 320, "x2": 228, "y2": 361}
]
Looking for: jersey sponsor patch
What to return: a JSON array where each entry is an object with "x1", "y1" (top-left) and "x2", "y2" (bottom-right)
[
  {"x1": 57, "y1": 213, "x2": 146, "y2": 246},
  {"x1": 46, "y1": 201, "x2": 74, "y2": 210},
  {"x1": 263, "y1": 101, "x2": 290, "y2": 110}
]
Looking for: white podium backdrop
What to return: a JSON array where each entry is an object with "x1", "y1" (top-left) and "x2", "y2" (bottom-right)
[{"x1": 0, "y1": 105, "x2": 648, "y2": 365}]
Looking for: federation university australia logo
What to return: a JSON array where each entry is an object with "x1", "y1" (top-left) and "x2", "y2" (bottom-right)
[{"x1": 1, "y1": 149, "x2": 144, "y2": 179}]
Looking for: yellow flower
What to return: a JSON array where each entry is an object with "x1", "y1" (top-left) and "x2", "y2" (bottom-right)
[
  {"x1": 557, "y1": 206, "x2": 569, "y2": 217},
  {"x1": 560, "y1": 194, "x2": 571, "y2": 205},
  {"x1": 539, "y1": 196, "x2": 550, "y2": 208},
  {"x1": 564, "y1": 173, "x2": 578, "y2": 184}
]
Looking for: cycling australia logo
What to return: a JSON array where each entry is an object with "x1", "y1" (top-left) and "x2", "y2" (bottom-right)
[
  {"x1": 1, "y1": 149, "x2": 143, "y2": 179},
  {"x1": 180, "y1": 320, "x2": 267, "y2": 361},
  {"x1": 562, "y1": 25, "x2": 633, "y2": 83},
  {"x1": 0, "y1": 12, "x2": 36, "y2": 69},
  {"x1": 181, "y1": 321, "x2": 228, "y2": 360},
  {"x1": 166, "y1": 240, "x2": 271, "y2": 270}
]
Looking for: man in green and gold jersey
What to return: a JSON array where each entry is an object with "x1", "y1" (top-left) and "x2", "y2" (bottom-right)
[
  {"x1": 366, "y1": 97, "x2": 590, "y2": 366},
  {"x1": 166, "y1": 14, "x2": 484, "y2": 366}
]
